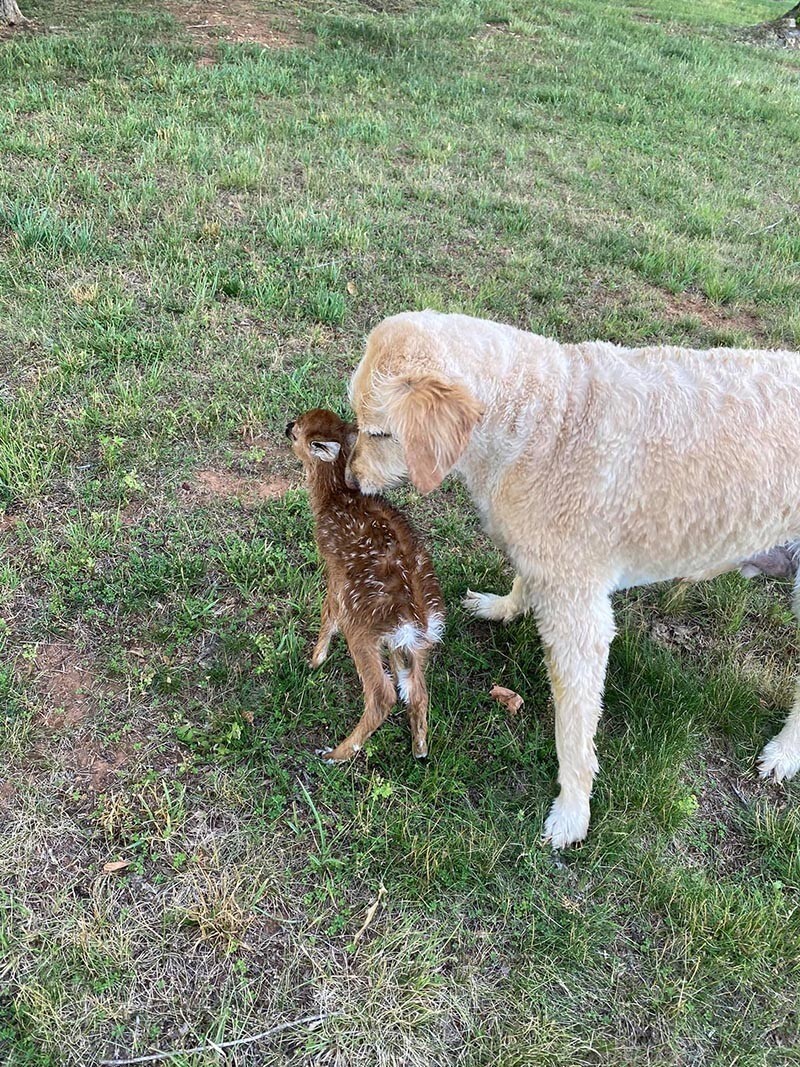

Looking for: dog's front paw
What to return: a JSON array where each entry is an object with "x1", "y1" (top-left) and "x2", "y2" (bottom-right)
[
  {"x1": 542, "y1": 795, "x2": 590, "y2": 849},
  {"x1": 758, "y1": 737, "x2": 800, "y2": 783},
  {"x1": 463, "y1": 589, "x2": 515, "y2": 623}
]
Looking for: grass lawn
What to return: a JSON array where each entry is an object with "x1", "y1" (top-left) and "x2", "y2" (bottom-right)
[{"x1": 2, "y1": 0, "x2": 800, "y2": 1063}]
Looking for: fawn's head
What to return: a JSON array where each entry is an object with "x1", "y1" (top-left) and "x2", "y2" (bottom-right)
[{"x1": 286, "y1": 409, "x2": 357, "y2": 473}]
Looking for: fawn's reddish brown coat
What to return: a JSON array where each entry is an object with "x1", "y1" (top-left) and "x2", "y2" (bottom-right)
[{"x1": 288, "y1": 409, "x2": 444, "y2": 760}]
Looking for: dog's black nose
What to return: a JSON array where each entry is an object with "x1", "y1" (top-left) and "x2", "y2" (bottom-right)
[{"x1": 285, "y1": 421, "x2": 295, "y2": 439}]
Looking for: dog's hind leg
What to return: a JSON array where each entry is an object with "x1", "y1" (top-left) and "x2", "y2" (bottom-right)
[
  {"x1": 759, "y1": 570, "x2": 800, "y2": 782},
  {"x1": 535, "y1": 586, "x2": 616, "y2": 849},
  {"x1": 463, "y1": 574, "x2": 532, "y2": 624}
]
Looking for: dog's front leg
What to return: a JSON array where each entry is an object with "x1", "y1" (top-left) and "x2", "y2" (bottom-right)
[
  {"x1": 759, "y1": 570, "x2": 800, "y2": 782},
  {"x1": 463, "y1": 573, "x2": 532, "y2": 623},
  {"x1": 535, "y1": 588, "x2": 616, "y2": 849}
]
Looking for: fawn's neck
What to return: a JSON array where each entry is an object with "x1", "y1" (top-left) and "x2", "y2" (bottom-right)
[{"x1": 305, "y1": 458, "x2": 357, "y2": 518}]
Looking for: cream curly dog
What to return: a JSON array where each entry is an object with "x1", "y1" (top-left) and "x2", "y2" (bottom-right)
[{"x1": 345, "y1": 310, "x2": 800, "y2": 848}]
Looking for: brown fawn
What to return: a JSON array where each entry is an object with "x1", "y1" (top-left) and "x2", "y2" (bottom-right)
[{"x1": 287, "y1": 409, "x2": 444, "y2": 761}]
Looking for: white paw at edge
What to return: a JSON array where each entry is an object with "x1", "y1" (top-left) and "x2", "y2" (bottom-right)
[
  {"x1": 758, "y1": 738, "x2": 800, "y2": 783},
  {"x1": 463, "y1": 589, "x2": 511, "y2": 622},
  {"x1": 542, "y1": 796, "x2": 590, "y2": 850}
]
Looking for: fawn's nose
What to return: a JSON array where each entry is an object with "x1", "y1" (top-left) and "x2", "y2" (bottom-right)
[
  {"x1": 345, "y1": 466, "x2": 359, "y2": 490},
  {"x1": 285, "y1": 421, "x2": 295, "y2": 439}
]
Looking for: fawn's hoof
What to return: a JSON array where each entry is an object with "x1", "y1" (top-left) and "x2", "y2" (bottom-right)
[{"x1": 316, "y1": 743, "x2": 360, "y2": 764}]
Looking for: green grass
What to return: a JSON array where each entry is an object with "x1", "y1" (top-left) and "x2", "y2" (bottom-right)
[{"x1": 2, "y1": 0, "x2": 800, "y2": 1064}]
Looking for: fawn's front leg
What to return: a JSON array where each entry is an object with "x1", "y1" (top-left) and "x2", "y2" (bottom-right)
[{"x1": 310, "y1": 590, "x2": 338, "y2": 668}]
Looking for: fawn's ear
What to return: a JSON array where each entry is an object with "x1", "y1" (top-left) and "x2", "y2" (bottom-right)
[
  {"x1": 309, "y1": 440, "x2": 341, "y2": 462},
  {"x1": 381, "y1": 375, "x2": 483, "y2": 494}
]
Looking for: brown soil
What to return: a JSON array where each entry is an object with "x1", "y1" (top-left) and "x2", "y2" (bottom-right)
[
  {"x1": 685, "y1": 748, "x2": 762, "y2": 877},
  {"x1": 72, "y1": 743, "x2": 130, "y2": 791},
  {"x1": 187, "y1": 468, "x2": 295, "y2": 505},
  {"x1": 33, "y1": 640, "x2": 98, "y2": 729},
  {"x1": 164, "y1": 0, "x2": 306, "y2": 56},
  {"x1": 657, "y1": 290, "x2": 765, "y2": 339},
  {"x1": 648, "y1": 617, "x2": 702, "y2": 654},
  {"x1": 0, "y1": 780, "x2": 15, "y2": 811},
  {"x1": 741, "y1": 11, "x2": 800, "y2": 49}
]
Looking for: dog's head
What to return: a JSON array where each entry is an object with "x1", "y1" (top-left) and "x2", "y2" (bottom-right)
[
  {"x1": 346, "y1": 370, "x2": 483, "y2": 495},
  {"x1": 286, "y1": 408, "x2": 357, "y2": 471}
]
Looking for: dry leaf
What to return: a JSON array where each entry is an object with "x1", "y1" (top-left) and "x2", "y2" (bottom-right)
[
  {"x1": 490, "y1": 685, "x2": 524, "y2": 715},
  {"x1": 346, "y1": 281, "x2": 358, "y2": 296},
  {"x1": 103, "y1": 860, "x2": 131, "y2": 873}
]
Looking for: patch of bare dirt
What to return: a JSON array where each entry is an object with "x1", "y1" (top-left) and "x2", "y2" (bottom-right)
[
  {"x1": 32, "y1": 640, "x2": 98, "y2": 729},
  {"x1": 0, "y1": 780, "x2": 15, "y2": 811},
  {"x1": 358, "y1": 0, "x2": 416, "y2": 12},
  {"x1": 164, "y1": 0, "x2": 306, "y2": 58},
  {"x1": 680, "y1": 748, "x2": 763, "y2": 876},
  {"x1": 648, "y1": 617, "x2": 702, "y2": 654},
  {"x1": 741, "y1": 10, "x2": 800, "y2": 49},
  {"x1": 72, "y1": 743, "x2": 130, "y2": 791},
  {"x1": 0, "y1": 17, "x2": 34, "y2": 41},
  {"x1": 185, "y1": 468, "x2": 295, "y2": 506},
  {"x1": 657, "y1": 290, "x2": 764, "y2": 339}
]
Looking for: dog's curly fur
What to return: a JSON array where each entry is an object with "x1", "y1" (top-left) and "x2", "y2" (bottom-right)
[{"x1": 346, "y1": 310, "x2": 800, "y2": 847}]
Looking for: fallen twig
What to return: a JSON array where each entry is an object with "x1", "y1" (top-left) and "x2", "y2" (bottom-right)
[
  {"x1": 99, "y1": 1013, "x2": 333, "y2": 1066},
  {"x1": 745, "y1": 214, "x2": 795, "y2": 236},
  {"x1": 353, "y1": 883, "x2": 387, "y2": 944}
]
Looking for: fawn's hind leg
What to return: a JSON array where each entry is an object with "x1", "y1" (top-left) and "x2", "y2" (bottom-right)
[
  {"x1": 322, "y1": 639, "x2": 396, "y2": 763},
  {"x1": 391, "y1": 646, "x2": 430, "y2": 759},
  {"x1": 310, "y1": 590, "x2": 338, "y2": 668}
]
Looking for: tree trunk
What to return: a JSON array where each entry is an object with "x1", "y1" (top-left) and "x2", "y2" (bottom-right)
[{"x1": 0, "y1": 0, "x2": 27, "y2": 25}]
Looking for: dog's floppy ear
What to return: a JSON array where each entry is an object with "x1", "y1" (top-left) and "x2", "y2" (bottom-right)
[{"x1": 382, "y1": 375, "x2": 483, "y2": 493}]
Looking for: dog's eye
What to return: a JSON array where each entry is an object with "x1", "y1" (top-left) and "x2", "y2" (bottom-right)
[{"x1": 367, "y1": 430, "x2": 392, "y2": 439}]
